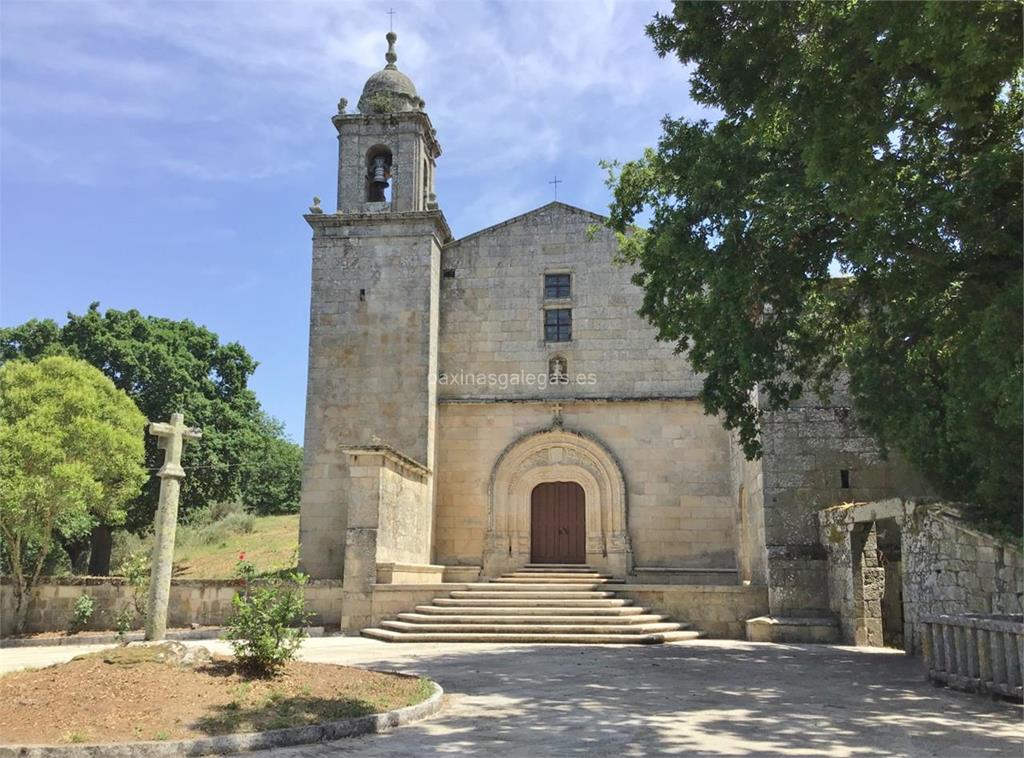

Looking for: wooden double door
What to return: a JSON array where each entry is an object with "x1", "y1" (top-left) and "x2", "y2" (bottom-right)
[{"x1": 530, "y1": 481, "x2": 586, "y2": 564}]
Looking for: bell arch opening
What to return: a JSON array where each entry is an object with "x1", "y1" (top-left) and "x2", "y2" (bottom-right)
[{"x1": 365, "y1": 145, "x2": 393, "y2": 202}]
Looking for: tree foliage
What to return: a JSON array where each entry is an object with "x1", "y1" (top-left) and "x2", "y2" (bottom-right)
[
  {"x1": 605, "y1": 1, "x2": 1022, "y2": 531},
  {"x1": 0, "y1": 304, "x2": 301, "y2": 532},
  {"x1": 0, "y1": 356, "x2": 147, "y2": 631},
  {"x1": 241, "y1": 415, "x2": 303, "y2": 515}
]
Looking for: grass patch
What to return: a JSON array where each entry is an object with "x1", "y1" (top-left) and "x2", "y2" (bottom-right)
[
  {"x1": 111, "y1": 511, "x2": 299, "y2": 580},
  {"x1": 173, "y1": 514, "x2": 298, "y2": 578}
]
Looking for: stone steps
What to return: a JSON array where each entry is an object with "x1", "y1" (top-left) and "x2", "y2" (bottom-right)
[
  {"x1": 396, "y1": 612, "x2": 669, "y2": 625},
  {"x1": 520, "y1": 564, "x2": 597, "y2": 570},
  {"x1": 491, "y1": 576, "x2": 615, "y2": 584},
  {"x1": 412, "y1": 605, "x2": 649, "y2": 616},
  {"x1": 449, "y1": 589, "x2": 616, "y2": 599},
  {"x1": 380, "y1": 620, "x2": 687, "y2": 634},
  {"x1": 362, "y1": 565, "x2": 704, "y2": 645},
  {"x1": 361, "y1": 628, "x2": 703, "y2": 644},
  {"x1": 433, "y1": 597, "x2": 630, "y2": 607},
  {"x1": 463, "y1": 581, "x2": 610, "y2": 590}
]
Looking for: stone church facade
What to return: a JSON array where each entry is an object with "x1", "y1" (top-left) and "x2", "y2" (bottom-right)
[{"x1": 298, "y1": 34, "x2": 928, "y2": 636}]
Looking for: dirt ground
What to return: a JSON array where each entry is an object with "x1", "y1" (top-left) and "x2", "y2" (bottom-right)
[{"x1": 0, "y1": 650, "x2": 432, "y2": 745}]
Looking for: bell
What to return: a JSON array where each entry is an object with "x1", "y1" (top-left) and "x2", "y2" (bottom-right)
[{"x1": 372, "y1": 156, "x2": 389, "y2": 185}]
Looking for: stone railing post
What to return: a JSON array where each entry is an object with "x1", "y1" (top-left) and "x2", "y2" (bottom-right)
[{"x1": 922, "y1": 613, "x2": 1022, "y2": 700}]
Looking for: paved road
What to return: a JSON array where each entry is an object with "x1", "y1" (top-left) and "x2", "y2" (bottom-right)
[{"x1": 3, "y1": 637, "x2": 1021, "y2": 757}]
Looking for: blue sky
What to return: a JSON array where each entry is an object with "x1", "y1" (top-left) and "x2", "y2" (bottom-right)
[{"x1": 1, "y1": 0, "x2": 709, "y2": 442}]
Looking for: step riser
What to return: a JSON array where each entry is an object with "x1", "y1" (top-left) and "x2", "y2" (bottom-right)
[
  {"x1": 381, "y1": 622, "x2": 685, "y2": 634},
  {"x1": 489, "y1": 581, "x2": 606, "y2": 585},
  {"x1": 524, "y1": 564, "x2": 593, "y2": 569},
  {"x1": 362, "y1": 629, "x2": 705, "y2": 644},
  {"x1": 450, "y1": 592, "x2": 616, "y2": 599},
  {"x1": 398, "y1": 613, "x2": 666, "y2": 625},
  {"x1": 434, "y1": 599, "x2": 632, "y2": 607},
  {"x1": 414, "y1": 606, "x2": 646, "y2": 616},
  {"x1": 468, "y1": 585, "x2": 606, "y2": 594}
]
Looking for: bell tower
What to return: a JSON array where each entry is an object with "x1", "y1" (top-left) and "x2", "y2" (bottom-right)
[
  {"x1": 298, "y1": 32, "x2": 450, "y2": 585},
  {"x1": 334, "y1": 31, "x2": 439, "y2": 214}
]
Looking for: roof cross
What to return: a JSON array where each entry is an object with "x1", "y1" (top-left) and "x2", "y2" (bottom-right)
[
  {"x1": 387, "y1": 7, "x2": 396, "y2": 32},
  {"x1": 549, "y1": 175, "x2": 563, "y2": 200}
]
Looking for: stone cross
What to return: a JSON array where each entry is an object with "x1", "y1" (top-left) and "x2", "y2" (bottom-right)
[
  {"x1": 551, "y1": 402, "x2": 564, "y2": 428},
  {"x1": 145, "y1": 412, "x2": 201, "y2": 641}
]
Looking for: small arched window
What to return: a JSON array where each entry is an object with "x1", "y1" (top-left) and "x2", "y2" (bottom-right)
[
  {"x1": 548, "y1": 356, "x2": 568, "y2": 384},
  {"x1": 366, "y1": 146, "x2": 393, "y2": 202}
]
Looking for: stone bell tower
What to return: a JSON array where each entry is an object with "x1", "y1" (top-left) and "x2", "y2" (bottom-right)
[{"x1": 298, "y1": 31, "x2": 450, "y2": 583}]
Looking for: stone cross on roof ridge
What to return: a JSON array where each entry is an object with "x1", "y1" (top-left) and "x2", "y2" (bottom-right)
[{"x1": 149, "y1": 411, "x2": 202, "y2": 479}]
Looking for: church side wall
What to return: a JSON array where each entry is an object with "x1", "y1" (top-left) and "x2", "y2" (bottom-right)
[
  {"x1": 434, "y1": 400, "x2": 735, "y2": 570},
  {"x1": 729, "y1": 428, "x2": 767, "y2": 585}
]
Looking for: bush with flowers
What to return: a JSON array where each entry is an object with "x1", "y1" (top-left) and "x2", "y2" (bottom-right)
[{"x1": 224, "y1": 552, "x2": 312, "y2": 676}]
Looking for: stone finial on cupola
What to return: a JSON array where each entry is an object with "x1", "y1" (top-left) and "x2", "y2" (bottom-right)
[{"x1": 357, "y1": 31, "x2": 423, "y2": 115}]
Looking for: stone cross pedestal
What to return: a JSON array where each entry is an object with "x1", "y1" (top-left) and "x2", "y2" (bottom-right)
[{"x1": 145, "y1": 412, "x2": 201, "y2": 641}]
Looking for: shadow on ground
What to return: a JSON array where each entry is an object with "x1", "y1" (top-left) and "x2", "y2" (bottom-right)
[{"x1": 272, "y1": 640, "x2": 1022, "y2": 757}]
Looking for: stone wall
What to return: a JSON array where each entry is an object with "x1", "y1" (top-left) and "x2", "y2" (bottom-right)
[
  {"x1": 376, "y1": 461, "x2": 432, "y2": 566},
  {"x1": 340, "y1": 446, "x2": 433, "y2": 630},
  {"x1": 728, "y1": 418, "x2": 768, "y2": 585},
  {"x1": 758, "y1": 385, "x2": 932, "y2": 616},
  {"x1": 298, "y1": 210, "x2": 447, "y2": 580},
  {"x1": 438, "y1": 202, "x2": 702, "y2": 401},
  {"x1": 819, "y1": 499, "x2": 1023, "y2": 654},
  {"x1": 0, "y1": 577, "x2": 344, "y2": 637},
  {"x1": 434, "y1": 399, "x2": 736, "y2": 572},
  {"x1": 616, "y1": 584, "x2": 768, "y2": 639}
]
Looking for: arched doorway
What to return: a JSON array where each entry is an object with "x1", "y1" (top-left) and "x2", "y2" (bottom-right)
[
  {"x1": 530, "y1": 481, "x2": 586, "y2": 564},
  {"x1": 484, "y1": 428, "x2": 632, "y2": 577}
]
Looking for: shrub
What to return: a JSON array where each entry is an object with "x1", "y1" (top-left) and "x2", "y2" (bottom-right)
[
  {"x1": 110, "y1": 529, "x2": 148, "y2": 573},
  {"x1": 69, "y1": 594, "x2": 94, "y2": 633},
  {"x1": 220, "y1": 510, "x2": 255, "y2": 536},
  {"x1": 182, "y1": 502, "x2": 255, "y2": 546},
  {"x1": 114, "y1": 606, "x2": 134, "y2": 642},
  {"x1": 188, "y1": 501, "x2": 245, "y2": 527},
  {"x1": 118, "y1": 548, "x2": 150, "y2": 618},
  {"x1": 224, "y1": 557, "x2": 311, "y2": 676}
]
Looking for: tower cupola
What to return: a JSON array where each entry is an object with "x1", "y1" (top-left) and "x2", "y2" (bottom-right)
[
  {"x1": 332, "y1": 31, "x2": 440, "y2": 214},
  {"x1": 357, "y1": 32, "x2": 425, "y2": 114}
]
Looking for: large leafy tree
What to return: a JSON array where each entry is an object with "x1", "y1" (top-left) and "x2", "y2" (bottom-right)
[
  {"x1": 0, "y1": 357, "x2": 147, "y2": 631},
  {"x1": 1, "y1": 304, "x2": 300, "y2": 568},
  {"x1": 606, "y1": 1, "x2": 1022, "y2": 532},
  {"x1": 241, "y1": 414, "x2": 303, "y2": 515}
]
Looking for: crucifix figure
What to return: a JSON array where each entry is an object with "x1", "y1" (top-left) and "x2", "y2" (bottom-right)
[
  {"x1": 145, "y1": 412, "x2": 202, "y2": 641},
  {"x1": 549, "y1": 175, "x2": 563, "y2": 200}
]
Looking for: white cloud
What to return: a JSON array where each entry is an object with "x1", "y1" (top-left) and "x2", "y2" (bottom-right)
[{"x1": 1, "y1": 0, "x2": 709, "y2": 230}]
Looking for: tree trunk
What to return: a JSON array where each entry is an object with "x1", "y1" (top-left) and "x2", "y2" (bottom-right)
[
  {"x1": 88, "y1": 525, "x2": 113, "y2": 576},
  {"x1": 13, "y1": 582, "x2": 29, "y2": 635}
]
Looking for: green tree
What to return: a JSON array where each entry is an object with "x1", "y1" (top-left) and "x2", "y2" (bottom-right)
[
  {"x1": 0, "y1": 304, "x2": 299, "y2": 569},
  {"x1": 0, "y1": 356, "x2": 147, "y2": 631},
  {"x1": 605, "y1": 1, "x2": 1022, "y2": 532},
  {"x1": 240, "y1": 415, "x2": 303, "y2": 515}
]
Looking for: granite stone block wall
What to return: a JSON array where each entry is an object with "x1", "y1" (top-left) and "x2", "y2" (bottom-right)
[
  {"x1": 0, "y1": 577, "x2": 344, "y2": 637},
  {"x1": 435, "y1": 400, "x2": 736, "y2": 572},
  {"x1": 820, "y1": 499, "x2": 1023, "y2": 654}
]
